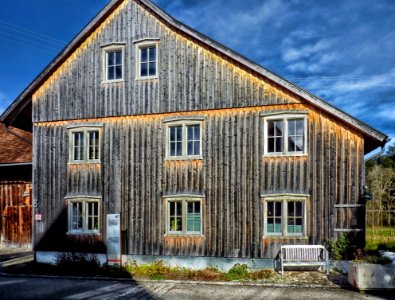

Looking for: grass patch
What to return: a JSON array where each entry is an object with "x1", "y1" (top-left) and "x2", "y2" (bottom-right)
[{"x1": 366, "y1": 226, "x2": 395, "y2": 251}]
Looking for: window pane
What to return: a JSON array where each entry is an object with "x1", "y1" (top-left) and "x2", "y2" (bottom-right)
[
  {"x1": 108, "y1": 52, "x2": 114, "y2": 66},
  {"x1": 71, "y1": 202, "x2": 83, "y2": 230},
  {"x1": 267, "y1": 138, "x2": 275, "y2": 153},
  {"x1": 141, "y1": 48, "x2": 148, "y2": 62},
  {"x1": 115, "y1": 51, "x2": 122, "y2": 64},
  {"x1": 88, "y1": 131, "x2": 99, "y2": 160},
  {"x1": 287, "y1": 201, "x2": 303, "y2": 234},
  {"x1": 141, "y1": 62, "x2": 148, "y2": 77},
  {"x1": 288, "y1": 119, "x2": 304, "y2": 153},
  {"x1": 267, "y1": 121, "x2": 283, "y2": 153},
  {"x1": 115, "y1": 65, "x2": 122, "y2": 79},
  {"x1": 169, "y1": 201, "x2": 184, "y2": 232},
  {"x1": 267, "y1": 201, "x2": 282, "y2": 234},
  {"x1": 268, "y1": 121, "x2": 274, "y2": 137},
  {"x1": 275, "y1": 121, "x2": 283, "y2": 136},
  {"x1": 288, "y1": 120, "x2": 295, "y2": 135},
  {"x1": 275, "y1": 137, "x2": 283, "y2": 152},
  {"x1": 295, "y1": 119, "x2": 304, "y2": 135},
  {"x1": 169, "y1": 202, "x2": 175, "y2": 215},
  {"x1": 108, "y1": 66, "x2": 115, "y2": 80},
  {"x1": 149, "y1": 62, "x2": 156, "y2": 76},
  {"x1": 149, "y1": 47, "x2": 156, "y2": 61},
  {"x1": 187, "y1": 125, "x2": 200, "y2": 156},
  {"x1": 87, "y1": 202, "x2": 99, "y2": 231},
  {"x1": 176, "y1": 201, "x2": 182, "y2": 216},
  {"x1": 73, "y1": 132, "x2": 84, "y2": 161},
  {"x1": 187, "y1": 202, "x2": 201, "y2": 232}
]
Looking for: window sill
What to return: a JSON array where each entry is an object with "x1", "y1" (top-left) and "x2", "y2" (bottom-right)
[
  {"x1": 263, "y1": 153, "x2": 308, "y2": 158},
  {"x1": 68, "y1": 161, "x2": 101, "y2": 165},
  {"x1": 165, "y1": 234, "x2": 204, "y2": 237},
  {"x1": 67, "y1": 231, "x2": 101, "y2": 236},
  {"x1": 165, "y1": 157, "x2": 203, "y2": 161},
  {"x1": 262, "y1": 236, "x2": 308, "y2": 240},
  {"x1": 102, "y1": 79, "x2": 124, "y2": 84},
  {"x1": 135, "y1": 76, "x2": 159, "y2": 81}
]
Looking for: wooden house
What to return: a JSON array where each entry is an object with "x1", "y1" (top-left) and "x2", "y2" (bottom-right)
[
  {"x1": 0, "y1": 103, "x2": 32, "y2": 247},
  {"x1": 1, "y1": 0, "x2": 388, "y2": 265}
]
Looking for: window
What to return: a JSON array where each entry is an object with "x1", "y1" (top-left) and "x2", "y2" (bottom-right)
[
  {"x1": 165, "y1": 121, "x2": 202, "y2": 160},
  {"x1": 263, "y1": 195, "x2": 307, "y2": 237},
  {"x1": 135, "y1": 40, "x2": 159, "y2": 79},
  {"x1": 67, "y1": 197, "x2": 100, "y2": 234},
  {"x1": 164, "y1": 196, "x2": 203, "y2": 235},
  {"x1": 102, "y1": 45, "x2": 125, "y2": 82},
  {"x1": 68, "y1": 126, "x2": 101, "y2": 163},
  {"x1": 264, "y1": 114, "x2": 307, "y2": 155}
]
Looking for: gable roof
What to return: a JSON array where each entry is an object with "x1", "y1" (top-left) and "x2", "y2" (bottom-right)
[
  {"x1": 0, "y1": 0, "x2": 389, "y2": 153},
  {"x1": 0, "y1": 123, "x2": 32, "y2": 164}
]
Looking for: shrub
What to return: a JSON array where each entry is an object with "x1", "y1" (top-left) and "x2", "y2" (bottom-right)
[
  {"x1": 326, "y1": 234, "x2": 355, "y2": 260},
  {"x1": 222, "y1": 263, "x2": 249, "y2": 281}
]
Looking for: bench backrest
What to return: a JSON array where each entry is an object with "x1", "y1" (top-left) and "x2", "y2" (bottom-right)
[{"x1": 281, "y1": 245, "x2": 325, "y2": 261}]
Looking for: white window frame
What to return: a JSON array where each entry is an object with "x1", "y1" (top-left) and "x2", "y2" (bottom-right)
[
  {"x1": 102, "y1": 44, "x2": 125, "y2": 83},
  {"x1": 164, "y1": 195, "x2": 204, "y2": 236},
  {"x1": 262, "y1": 194, "x2": 308, "y2": 238},
  {"x1": 135, "y1": 39, "x2": 159, "y2": 80},
  {"x1": 263, "y1": 114, "x2": 308, "y2": 156},
  {"x1": 68, "y1": 126, "x2": 102, "y2": 163},
  {"x1": 66, "y1": 196, "x2": 101, "y2": 235},
  {"x1": 165, "y1": 120, "x2": 203, "y2": 160}
]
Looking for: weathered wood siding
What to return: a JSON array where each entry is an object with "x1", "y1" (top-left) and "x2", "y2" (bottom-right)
[
  {"x1": 32, "y1": 0, "x2": 299, "y2": 123},
  {"x1": 33, "y1": 103, "x2": 365, "y2": 258},
  {"x1": 0, "y1": 181, "x2": 32, "y2": 246}
]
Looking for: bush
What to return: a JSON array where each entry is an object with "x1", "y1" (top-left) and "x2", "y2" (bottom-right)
[
  {"x1": 222, "y1": 263, "x2": 249, "y2": 281},
  {"x1": 326, "y1": 234, "x2": 355, "y2": 260}
]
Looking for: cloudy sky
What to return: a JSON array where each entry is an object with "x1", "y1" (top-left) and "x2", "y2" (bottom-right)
[{"x1": 0, "y1": 0, "x2": 394, "y2": 151}]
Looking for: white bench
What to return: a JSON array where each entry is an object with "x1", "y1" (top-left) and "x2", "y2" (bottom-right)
[{"x1": 280, "y1": 245, "x2": 329, "y2": 275}]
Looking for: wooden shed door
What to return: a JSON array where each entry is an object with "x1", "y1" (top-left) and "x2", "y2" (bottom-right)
[{"x1": 0, "y1": 182, "x2": 32, "y2": 247}]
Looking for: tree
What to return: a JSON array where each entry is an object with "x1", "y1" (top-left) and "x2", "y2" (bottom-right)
[{"x1": 366, "y1": 165, "x2": 395, "y2": 226}]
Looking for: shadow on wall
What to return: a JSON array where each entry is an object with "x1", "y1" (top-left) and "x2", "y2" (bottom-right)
[{"x1": 34, "y1": 208, "x2": 106, "y2": 253}]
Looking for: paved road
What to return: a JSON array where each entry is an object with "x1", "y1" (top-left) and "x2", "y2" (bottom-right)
[{"x1": 0, "y1": 275, "x2": 391, "y2": 300}]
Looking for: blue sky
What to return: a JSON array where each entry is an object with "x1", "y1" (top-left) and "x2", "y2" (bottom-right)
[{"x1": 0, "y1": 0, "x2": 394, "y2": 150}]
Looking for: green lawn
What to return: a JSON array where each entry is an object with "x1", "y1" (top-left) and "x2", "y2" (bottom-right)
[{"x1": 366, "y1": 226, "x2": 395, "y2": 251}]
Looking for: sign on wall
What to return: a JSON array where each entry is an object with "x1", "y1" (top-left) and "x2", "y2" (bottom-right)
[{"x1": 106, "y1": 214, "x2": 121, "y2": 266}]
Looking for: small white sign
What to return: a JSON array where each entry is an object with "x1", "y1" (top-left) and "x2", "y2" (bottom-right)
[
  {"x1": 107, "y1": 214, "x2": 121, "y2": 266},
  {"x1": 35, "y1": 214, "x2": 42, "y2": 221}
]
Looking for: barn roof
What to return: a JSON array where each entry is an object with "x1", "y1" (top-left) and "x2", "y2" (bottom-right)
[
  {"x1": 0, "y1": 123, "x2": 32, "y2": 165},
  {"x1": 0, "y1": 0, "x2": 389, "y2": 153}
]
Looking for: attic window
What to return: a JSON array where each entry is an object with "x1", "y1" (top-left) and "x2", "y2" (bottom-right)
[
  {"x1": 102, "y1": 44, "x2": 125, "y2": 82},
  {"x1": 135, "y1": 40, "x2": 159, "y2": 79}
]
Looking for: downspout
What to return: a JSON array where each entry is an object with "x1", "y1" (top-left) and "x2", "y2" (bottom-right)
[{"x1": 364, "y1": 138, "x2": 391, "y2": 163}]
